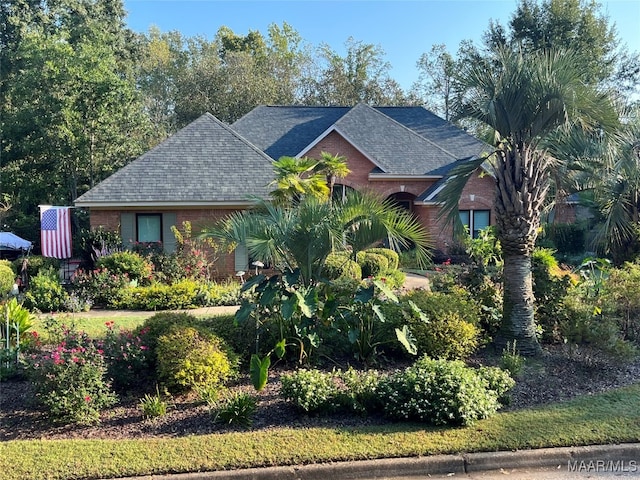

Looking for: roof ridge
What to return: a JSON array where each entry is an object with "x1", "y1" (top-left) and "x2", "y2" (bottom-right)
[{"x1": 202, "y1": 112, "x2": 275, "y2": 163}]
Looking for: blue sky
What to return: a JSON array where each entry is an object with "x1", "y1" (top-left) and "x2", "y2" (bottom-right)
[{"x1": 122, "y1": 0, "x2": 640, "y2": 90}]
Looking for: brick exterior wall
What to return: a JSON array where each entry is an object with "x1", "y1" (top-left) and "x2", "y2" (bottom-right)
[
  {"x1": 88, "y1": 207, "x2": 244, "y2": 278},
  {"x1": 306, "y1": 131, "x2": 498, "y2": 252}
]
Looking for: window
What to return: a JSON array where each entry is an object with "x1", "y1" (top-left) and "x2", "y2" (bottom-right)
[
  {"x1": 332, "y1": 184, "x2": 356, "y2": 203},
  {"x1": 137, "y1": 214, "x2": 162, "y2": 243},
  {"x1": 459, "y1": 210, "x2": 490, "y2": 238},
  {"x1": 387, "y1": 192, "x2": 415, "y2": 212}
]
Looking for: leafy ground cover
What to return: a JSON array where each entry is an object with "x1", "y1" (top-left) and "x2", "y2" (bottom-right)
[{"x1": 1, "y1": 338, "x2": 639, "y2": 480}]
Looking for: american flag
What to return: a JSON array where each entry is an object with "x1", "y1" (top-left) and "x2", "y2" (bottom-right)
[{"x1": 40, "y1": 206, "x2": 72, "y2": 259}]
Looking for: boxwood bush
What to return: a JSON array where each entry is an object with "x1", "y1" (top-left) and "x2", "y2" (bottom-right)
[
  {"x1": 366, "y1": 248, "x2": 399, "y2": 271},
  {"x1": 356, "y1": 251, "x2": 389, "y2": 278},
  {"x1": 322, "y1": 252, "x2": 362, "y2": 281}
]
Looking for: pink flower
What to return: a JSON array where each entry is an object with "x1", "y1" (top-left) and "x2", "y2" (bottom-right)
[{"x1": 85, "y1": 396, "x2": 91, "y2": 402}]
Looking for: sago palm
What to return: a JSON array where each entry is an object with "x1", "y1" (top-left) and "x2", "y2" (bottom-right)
[{"x1": 441, "y1": 46, "x2": 618, "y2": 355}]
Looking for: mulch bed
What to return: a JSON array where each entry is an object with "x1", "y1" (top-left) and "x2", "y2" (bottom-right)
[{"x1": 1, "y1": 345, "x2": 639, "y2": 442}]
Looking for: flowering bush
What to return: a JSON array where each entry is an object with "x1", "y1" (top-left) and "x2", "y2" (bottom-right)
[
  {"x1": 280, "y1": 368, "x2": 341, "y2": 413},
  {"x1": 25, "y1": 326, "x2": 117, "y2": 425},
  {"x1": 99, "y1": 321, "x2": 150, "y2": 390},
  {"x1": 71, "y1": 268, "x2": 131, "y2": 308},
  {"x1": 280, "y1": 368, "x2": 384, "y2": 415},
  {"x1": 96, "y1": 251, "x2": 154, "y2": 285},
  {"x1": 378, "y1": 356, "x2": 506, "y2": 426}
]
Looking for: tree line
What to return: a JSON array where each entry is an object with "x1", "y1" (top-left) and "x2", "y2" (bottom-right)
[{"x1": 1, "y1": 0, "x2": 638, "y2": 243}]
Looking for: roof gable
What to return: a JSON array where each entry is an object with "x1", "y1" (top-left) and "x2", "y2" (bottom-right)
[
  {"x1": 76, "y1": 113, "x2": 275, "y2": 207},
  {"x1": 233, "y1": 105, "x2": 488, "y2": 176}
]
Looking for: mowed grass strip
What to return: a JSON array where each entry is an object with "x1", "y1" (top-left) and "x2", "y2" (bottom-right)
[{"x1": 1, "y1": 384, "x2": 639, "y2": 480}]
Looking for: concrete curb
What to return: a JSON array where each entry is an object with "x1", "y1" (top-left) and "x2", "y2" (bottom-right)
[{"x1": 115, "y1": 443, "x2": 640, "y2": 479}]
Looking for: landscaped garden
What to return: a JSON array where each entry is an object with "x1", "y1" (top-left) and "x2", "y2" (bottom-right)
[{"x1": 1, "y1": 213, "x2": 640, "y2": 479}]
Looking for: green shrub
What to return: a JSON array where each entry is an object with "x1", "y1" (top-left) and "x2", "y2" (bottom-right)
[
  {"x1": 200, "y1": 314, "x2": 255, "y2": 359},
  {"x1": 544, "y1": 222, "x2": 586, "y2": 255},
  {"x1": 379, "y1": 269, "x2": 406, "y2": 289},
  {"x1": 0, "y1": 264, "x2": 15, "y2": 295},
  {"x1": 14, "y1": 256, "x2": 60, "y2": 279},
  {"x1": 560, "y1": 295, "x2": 638, "y2": 362},
  {"x1": 366, "y1": 248, "x2": 399, "y2": 271},
  {"x1": 212, "y1": 391, "x2": 257, "y2": 428},
  {"x1": 356, "y1": 251, "x2": 389, "y2": 278},
  {"x1": 322, "y1": 252, "x2": 362, "y2": 280},
  {"x1": 114, "y1": 279, "x2": 199, "y2": 310},
  {"x1": 280, "y1": 369, "x2": 341, "y2": 414},
  {"x1": 140, "y1": 312, "x2": 199, "y2": 360},
  {"x1": 155, "y1": 326, "x2": 236, "y2": 393},
  {"x1": 24, "y1": 327, "x2": 117, "y2": 425},
  {"x1": 398, "y1": 249, "x2": 420, "y2": 269},
  {"x1": 476, "y1": 366, "x2": 516, "y2": 404},
  {"x1": 600, "y1": 262, "x2": 640, "y2": 342},
  {"x1": 379, "y1": 356, "x2": 504, "y2": 426},
  {"x1": 0, "y1": 259, "x2": 15, "y2": 269},
  {"x1": 384, "y1": 290, "x2": 481, "y2": 360},
  {"x1": 24, "y1": 267, "x2": 69, "y2": 312},
  {"x1": 336, "y1": 367, "x2": 384, "y2": 415},
  {"x1": 198, "y1": 280, "x2": 241, "y2": 306},
  {"x1": 96, "y1": 251, "x2": 153, "y2": 285}
]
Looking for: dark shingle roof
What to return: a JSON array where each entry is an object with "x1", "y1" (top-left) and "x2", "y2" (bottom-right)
[
  {"x1": 376, "y1": 107, "x2": 487, "y2": 160},
  {"x1": 75, "y1": 113, "x2": 274, "y2": 206},
  {"x1": 232, "y1": 106, "x2": 350, "y2": 160},
  {"x1": 77, "y1": 105, "x2": 489, "y2": 208},
  {"x1": 232, "y1": 104, "x2": 487, "y2": 175}
]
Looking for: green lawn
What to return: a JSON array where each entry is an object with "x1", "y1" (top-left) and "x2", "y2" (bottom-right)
[
  {"x1": 1, "y1": 383, "x2": 639, "y2": 480},
  {"x1": 34, "y1": 312, "x2": 151, "y2": 339}
]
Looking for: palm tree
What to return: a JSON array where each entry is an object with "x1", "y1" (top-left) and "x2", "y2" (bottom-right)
[
  {"x1": 440, "y1": 46, "x2": 618, "y2": 355},
  {"x1": 269, "y1": 156, "x2": 329, "y2": 206},
  {"x1": 202, "y1": 192, "x2": 431, "y2": 287},
  {"x1": 316, "y1": 151, "x2": 351, "y2": 202},
  {"x1": 590, "y1": 109, "x2": 640, "y2": 262}
]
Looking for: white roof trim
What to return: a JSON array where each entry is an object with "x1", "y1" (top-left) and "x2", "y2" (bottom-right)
[
  {"x1": 423, "y1": 182, "x2": 448, "y2": 202},
  {"x1": 369, "y1": 174, "x2": 442, "y2": 181}
]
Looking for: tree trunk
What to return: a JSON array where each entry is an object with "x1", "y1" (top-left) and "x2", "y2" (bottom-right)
[
  {"x1": 493, "y1": 144, "x2": 548, "y2": 356},
  {"x1": 496, "y1": 253, "x2": 542, "y2": 356}
]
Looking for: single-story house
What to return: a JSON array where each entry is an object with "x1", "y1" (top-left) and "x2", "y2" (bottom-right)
[{"x1": 74, "y1": 103, "x2": 504, "y2": 276}]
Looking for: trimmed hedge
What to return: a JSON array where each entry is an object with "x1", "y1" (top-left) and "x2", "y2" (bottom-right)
[
  {"x1": 323, "y1": 252, "x2": 362, "y2": 280},
  {"x1": 366, "y1": 248, "x2": 399, "y2": 270},
  {"x1": 356, "y1": 251, "x2": 389, "y2": 278}
]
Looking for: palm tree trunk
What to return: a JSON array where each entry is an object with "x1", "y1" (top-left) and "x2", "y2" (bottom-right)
[
  {"x1": 496, "y1": 253, "x2": 542, "y2": 356},
  {"x1": 493, "y1": 145, "x2": 547, "y2": 356}
]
